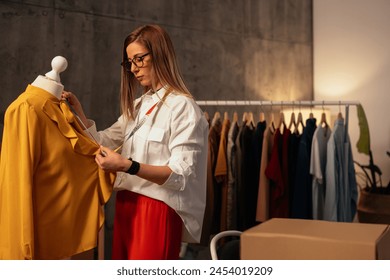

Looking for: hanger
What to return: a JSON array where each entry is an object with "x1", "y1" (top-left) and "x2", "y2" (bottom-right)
[
  {"x1": 320, "y1": 101, "x2": 328, "y2": 128},
  {"x1": 270, "y1": 101, "x2": 276, "y2": 131},
  {"x1": 320, "y1": 111, "x2": 328, "y2": 126},
  {"x1": 337, "y1": 101, "x2": 344, "y2": 120},
  {"x1": 242, "y1": 112, "x2": 248, "y2": 124},
  {"x1": 297, "y1": 112, "x2": 305, "y2": 133},
  {"x1": 233, "y1": 111, "x2": 238, "y2": 122},
  {"x1": 212, "y1": 111, "x2": 221, "y2": 126},
  {"x1": 204, "y1": 111, "x2": 210, "y2": 123},
  {"x1": 296, "y1": 101, "x2": 305, "y2": 134},
  {"x1": 277, "y1": 102, "x2": 286, "y2": 131},
  {"x1": 320, "y1": 101, "x2": 329, "y2": 136},
  {"x1": 246, "y1": 111, "x2": 255, "y2": 127},
  {"x1": 259, "y1": 111, "x2": 265, "y2": 122},
  {"x1": 309, "y1": 101, "x2": 314, "y2": 119},
  {"x1": 278, "y1": 111, "x2": 286, "y2": 132},
  {"x1": 259, "y1": 101, "x2": 265, "y2": 122},
  {"x1": 288, "y1": 102, "x2": 296, "y2": 131},
  {"x1": 289, "y1": 111, "x2": 296, "y2": 131},
  {"x1": 213, "y1": 111, "x2": 221, "y2": 121}
]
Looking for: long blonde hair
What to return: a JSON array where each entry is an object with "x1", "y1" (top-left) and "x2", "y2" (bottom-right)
[{"x1": 120, "y1": 24, "x2": 192, "y2": 120}]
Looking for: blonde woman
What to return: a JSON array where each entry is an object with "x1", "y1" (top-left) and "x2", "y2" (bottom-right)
[{"x1": 63, "y1": 24, "x2": 208, "y2": 260}]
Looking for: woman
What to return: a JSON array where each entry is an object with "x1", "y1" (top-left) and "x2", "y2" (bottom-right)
[{"x1": 63, "y1": 24, "x2": 208, "y2": 259}]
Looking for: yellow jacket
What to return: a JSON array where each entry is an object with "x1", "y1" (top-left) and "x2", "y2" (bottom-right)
[{"x1": 0, "y1": 85, "x2": 114, "y2": 259}]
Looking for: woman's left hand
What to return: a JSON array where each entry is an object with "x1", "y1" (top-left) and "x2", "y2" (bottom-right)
[{"x1": 95, "y1": 146, "x2": 131, "y2": 172}]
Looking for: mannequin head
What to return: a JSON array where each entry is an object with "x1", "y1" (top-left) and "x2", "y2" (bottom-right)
[
  {"x1": 45, "y1": 56, "x2": 68, "y2": 83},
  {"x1": 31, "y1": 56, "x2": 68, "y2": 99}
]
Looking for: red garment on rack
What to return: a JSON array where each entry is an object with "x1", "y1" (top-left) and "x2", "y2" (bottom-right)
[{"x1": 265, "y1": 127, "x2": 291, "y2": 218}]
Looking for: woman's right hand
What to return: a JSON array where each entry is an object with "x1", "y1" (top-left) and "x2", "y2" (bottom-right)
[
  {"x1": 95, "y1": 146, "x2": 132, "y2": 173},
  {"x1": 62, "y1": 91, "x2": 83, "y2": 114},
  {"x1": 61, "y1": 91, "x2": 91, "y2": 128}
]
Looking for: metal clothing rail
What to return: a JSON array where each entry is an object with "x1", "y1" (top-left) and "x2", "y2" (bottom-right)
[
  {"x1": 196, "y1": 100, "x2": 360, "y2": 106},
  {"x1": 196, "y1": 100, "x2": 361, "y2": 142}
]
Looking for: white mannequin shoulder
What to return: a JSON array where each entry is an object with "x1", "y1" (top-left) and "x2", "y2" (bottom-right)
[{"x1": 31, "y1": 56, "x2": 68, "y2": 100}]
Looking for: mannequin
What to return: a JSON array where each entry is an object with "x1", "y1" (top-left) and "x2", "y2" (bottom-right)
[
  {"x1": 0, "y1": 56, "x2": 114, "y2": 260},
  {"x1": 31, "y1": 55, "x2": 67, "y2": 99}
]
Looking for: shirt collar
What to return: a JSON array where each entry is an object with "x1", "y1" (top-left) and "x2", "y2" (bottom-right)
[{"x1": 148, "y1": 86, "x2": 169, "y2": 103}]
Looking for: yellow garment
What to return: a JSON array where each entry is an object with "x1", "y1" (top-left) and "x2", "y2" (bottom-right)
[
  {"x1": 356, "y1": 104, "x2": 370, "y2": 155},
  {"x1": 0, "y1": 85, "x2": 114, "y2": 259}
]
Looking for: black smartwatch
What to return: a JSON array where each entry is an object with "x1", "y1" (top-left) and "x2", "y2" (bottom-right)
[{"x1": 126, "y1": 158, "x2": 140, "y2": 175}]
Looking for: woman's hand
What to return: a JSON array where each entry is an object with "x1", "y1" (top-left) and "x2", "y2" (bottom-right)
[
  {"x1": 61, "y1": 91, "x2": 91, "y2": 128},
  {"x1": 96, "y1": 146, "x2": 173, "y2": 184},
  {"x1": 95, "y1": 146, "x2": 132, "y2": 173}
]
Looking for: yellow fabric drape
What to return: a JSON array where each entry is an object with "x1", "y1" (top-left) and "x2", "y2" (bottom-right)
[
  {"x1": 0, "y1": 85, "x2": 115, "y2": 260},
  {"x1": 356, "y1": 104, "x2": 370, "y2": 155}
]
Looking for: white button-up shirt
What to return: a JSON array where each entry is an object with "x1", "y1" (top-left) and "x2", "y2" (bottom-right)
[{"x1": 87, "y1": 87, "x2": 209, "y2": 243}]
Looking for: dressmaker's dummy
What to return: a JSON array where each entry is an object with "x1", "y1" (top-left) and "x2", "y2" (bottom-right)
[
  {"x1": 0, "y1": 56, "x2": 114, "y2": 260},
  {"x1": 1, "y1": 57, "x2": 67, "y2": 155}
]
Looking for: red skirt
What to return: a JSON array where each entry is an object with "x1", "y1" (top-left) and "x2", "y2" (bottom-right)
[{"x1": 112, "y1": 190, "x2": 182, "y2": 260}]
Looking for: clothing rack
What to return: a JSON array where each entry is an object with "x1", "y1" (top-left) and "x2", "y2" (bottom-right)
[
  {"x1": 198, "y1": 100, "x2": 361, "y2": 226},
  {"x1": 196, "y1": 100, "x2": 360, "y2": 107},
  {"x1": 196, "y1": 100, "x2": 361, "y2": 141}
]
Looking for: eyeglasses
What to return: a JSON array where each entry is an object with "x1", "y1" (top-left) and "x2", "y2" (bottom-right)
[{"x1": 121, "y1": 53, "x2": 150, "y2": 71}]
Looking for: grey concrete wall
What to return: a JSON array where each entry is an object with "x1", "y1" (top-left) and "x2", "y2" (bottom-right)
[{"x1": 0, "y1": 0, "x2": 312, "y2": 129}]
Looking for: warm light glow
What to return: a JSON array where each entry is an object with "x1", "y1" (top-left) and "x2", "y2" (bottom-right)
[{"x1": 315, "y1": 71, "x2": 358, "y2": 97}]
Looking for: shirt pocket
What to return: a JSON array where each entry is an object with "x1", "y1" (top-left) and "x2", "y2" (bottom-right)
[
  {"x1": 147, "y1": 127, "x2": 165, "y2": 142},
  {"x1": 146, "y1": 127, "x2": 168, "y2": 159}
]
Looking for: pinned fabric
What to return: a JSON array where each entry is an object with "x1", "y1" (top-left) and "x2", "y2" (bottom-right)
[
  {"x1": 356, "y1": 104, "x2": 370, "y2": 155},
  {"x1": 0, "y1": 85, "x2": 114, "y2": 260}
]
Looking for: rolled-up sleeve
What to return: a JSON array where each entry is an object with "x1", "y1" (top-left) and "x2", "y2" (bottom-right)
[{"x1": 162, "y1": 98, "x2": 207, "y2": 191}]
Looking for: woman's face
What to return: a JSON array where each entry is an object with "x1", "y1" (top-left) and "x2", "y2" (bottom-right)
[{"x1": 126, "y1": 41, "x2": 161, "y2": 90}]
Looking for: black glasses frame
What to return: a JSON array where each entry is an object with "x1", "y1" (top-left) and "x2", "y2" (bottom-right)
[{"x1": 121, "y1": 53, "x2": 150, "y2": 71}]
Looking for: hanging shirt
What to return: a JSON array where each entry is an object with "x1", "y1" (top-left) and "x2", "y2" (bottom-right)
[
  {"x1": 291, "y1": 118, "x2": 317, "y2": 219},
  {"x1": 265, "y1": 127, "x2": 291, "y2": 218},
  {"x1": 215, "y1": 117, "x2": 231, "y2": 232},
  {"x1": 238, "y1": 122, "x2": 257, "y2": 230},
  {"x1": 356, "y1": 104, "x2": 370, "y2": 156},
  {"x1": 310, "y1": 125, "x2": 332, "y2": 220},
  {"x1": 255, "y1": 124, "x2": 275, "y2": 222},
  {"x1": 87, "y1": 87, "x2": 209, "y2": 243},
  {"x1": 248, "y1": 121, "x2": 266, "y2": 225},
  {"x1": 324, "y1": 118, "x2": 358, "y2": 222},
  {"x1": 252, "y1": 121, "x2": 267, "y2": 190},
  {"x1": 287, "y1": 130, "x2": 301, "y2": 216},
  {"x1": 0, "y1": 85, "x2": 114, "y2": 260},
  {"x1": 207, "y1": 113, "x2": 222, "y2": 235},
  {"x1": 233, "y1": 121, "x2": 245, "y2": 230},
  {"x1": 226, "y1": 119, "x2": 239, "y2": 230}
]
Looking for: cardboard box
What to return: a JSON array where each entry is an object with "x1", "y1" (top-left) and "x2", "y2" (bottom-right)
[{"x1": 241, "y1": 218, "x2": 390, "y2": 260}]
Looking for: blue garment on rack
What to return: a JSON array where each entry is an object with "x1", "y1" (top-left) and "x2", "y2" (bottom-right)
[
  {"x1": 323, "y1": 118, "x2": 358, "y2": 222},
  {"x1": 310, "y1": 125, "x2": 332, "y2": 220},
  {"x1": 291, "y1": 118, "x2": 317, "y2": 219}
]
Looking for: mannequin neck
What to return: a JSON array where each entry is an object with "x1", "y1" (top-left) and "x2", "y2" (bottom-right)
[{"x1": 31, "y1": 75, "x2": 64, "y2": 100}]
